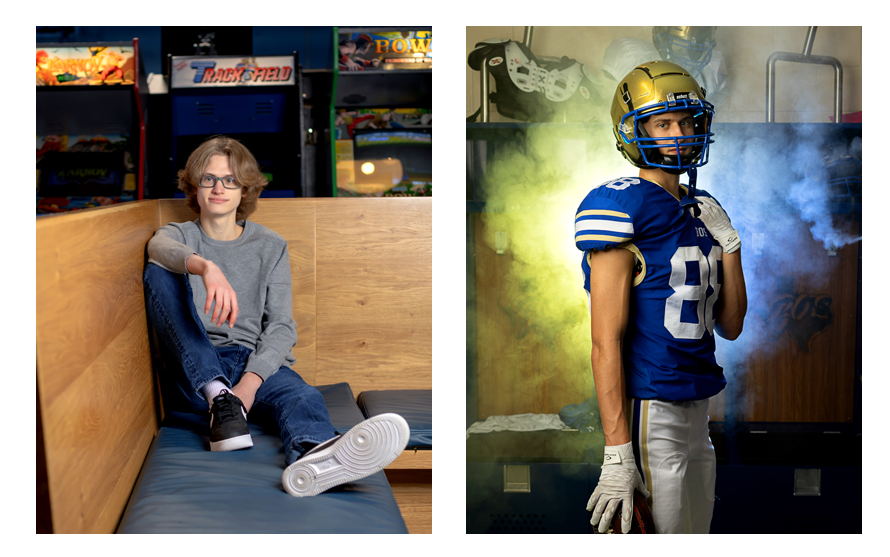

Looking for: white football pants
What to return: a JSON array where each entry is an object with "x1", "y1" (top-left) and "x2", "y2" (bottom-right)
[{"x1": 626, "y1": 398, "x2": 716, "y2": 534}]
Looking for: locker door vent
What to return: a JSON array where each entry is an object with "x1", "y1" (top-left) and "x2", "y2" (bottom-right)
[{"x1": 486, "y1": 513, "x2": 548, "y2": 533}]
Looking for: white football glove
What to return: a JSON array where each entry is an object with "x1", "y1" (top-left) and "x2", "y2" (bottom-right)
[
  {"x1": 695, "y1": 196, "x2": 741, "y2": 254},
  {"x1": 586, "y1": 442, "x2": 650, "y2": 534}
]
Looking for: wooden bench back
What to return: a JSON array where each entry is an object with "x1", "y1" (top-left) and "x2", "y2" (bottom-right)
[{"x1": 37, "y1": 198, "x2": 431, "y2": 533}]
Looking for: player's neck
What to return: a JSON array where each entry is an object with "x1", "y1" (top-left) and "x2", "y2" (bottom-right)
[
  {"x1": 199, "y1": 213, "x2": 244, "y2": 241},
  {"x1": 639, "y1": 168, "x2": 681, "y2": 201}
]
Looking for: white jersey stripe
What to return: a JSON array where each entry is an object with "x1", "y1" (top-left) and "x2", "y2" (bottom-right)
[{"x1": 575, "y1": 219, "x2": 634, "y2": 235}]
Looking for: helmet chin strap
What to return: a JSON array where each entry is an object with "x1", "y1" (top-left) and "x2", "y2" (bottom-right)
[{"x1": 679, "y1": 166, "x2": 702, "y2": 217}]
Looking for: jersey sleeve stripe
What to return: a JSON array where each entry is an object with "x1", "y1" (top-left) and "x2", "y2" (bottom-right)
[
  {"x1": 574, "y1": 219, "x2": 634, "y2": 235},
  {"x1": 574, "y1": 188, "x2": 635, "y2": 251},
  {"x1": 576, "y1": 209, "x2": 630, "y2": 219},
  {"x1": 576, "y1": 233, "x2": 631, "y2": 243}
]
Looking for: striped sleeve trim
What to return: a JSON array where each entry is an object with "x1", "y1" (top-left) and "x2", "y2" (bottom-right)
[
  {"x1": 574, "y1": 209, "x2": 634, "y2": 245},
  {"x1": 576, "y1": 209, "x2": 630, "y2": 219},
  {"x1": 576, "y1": 233, "x2": 631, "y2": 243},
  {"x1": 575, "y1": 219, "x2": 634, "y2": 234}
]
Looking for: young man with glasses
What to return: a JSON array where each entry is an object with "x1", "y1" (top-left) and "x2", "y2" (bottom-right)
[{"x1": 143, "y1": 135, "x2": 408, "y2": 497}]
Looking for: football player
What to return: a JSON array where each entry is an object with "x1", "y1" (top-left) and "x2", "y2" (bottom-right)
[{"x1": 576, "y1": 61, "x2": 747, "y2": 534}]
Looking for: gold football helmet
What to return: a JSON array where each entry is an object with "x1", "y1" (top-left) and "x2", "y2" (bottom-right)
[
  {"x1": 610, "y1": 60, "x2": 714, "y2": 174},
  {"x1": 652, "y1": 26, "x2": 716, "y2": 79}
]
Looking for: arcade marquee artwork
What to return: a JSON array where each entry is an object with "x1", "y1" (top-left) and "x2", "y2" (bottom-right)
[
  {"x1": 338, "y1": 30, "x2": 432, "y2": 71},
  {"x1": 37, "y1": 45, "x2": 135, "y2": 86},
  {"x1": 169, "y1": 55, "x2": 297, "y2": 88}
]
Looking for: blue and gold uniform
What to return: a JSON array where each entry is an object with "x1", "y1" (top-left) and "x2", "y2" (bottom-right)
[{"x1": 575, "y1": 177, "x2": 727, "y2": 401}]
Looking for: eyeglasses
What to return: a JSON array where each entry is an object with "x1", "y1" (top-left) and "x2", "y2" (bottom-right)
[{"x1": 199, "y1": 175, "x2": 241, "y2": 189}]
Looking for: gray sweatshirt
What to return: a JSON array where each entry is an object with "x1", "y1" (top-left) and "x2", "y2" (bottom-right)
[{"x1": 147, "y1": 219, "x2": 297, "y2": 382}]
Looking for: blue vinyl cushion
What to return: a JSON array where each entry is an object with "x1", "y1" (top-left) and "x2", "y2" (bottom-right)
[
  {"x1": 356, "y1": 390, "x2": 432, "y2": 449},
  {"x1": 117, "y1": 383, "x2": 408, "y2": 533}
]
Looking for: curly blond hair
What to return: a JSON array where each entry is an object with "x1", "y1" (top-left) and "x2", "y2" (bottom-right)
[{"x1": 177, "y1": 136, "x2": 267, "y2": 220}]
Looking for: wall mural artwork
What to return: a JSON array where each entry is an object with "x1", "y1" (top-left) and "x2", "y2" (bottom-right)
[{"x1": 766, "y1": 291, "x2": 833, "y2": 353}]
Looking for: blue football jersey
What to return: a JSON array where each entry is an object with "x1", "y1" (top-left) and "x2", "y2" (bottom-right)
[{"x1": 575, "y1": 177, "x2": 726, "y2": 401}]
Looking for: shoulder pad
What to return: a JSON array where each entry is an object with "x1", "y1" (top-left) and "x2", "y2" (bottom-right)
[{"x1": 574, "y1": 178, "x2": 643, "y2": 252}]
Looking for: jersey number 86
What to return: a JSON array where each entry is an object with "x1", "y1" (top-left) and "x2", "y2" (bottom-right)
[{"x1": 665, "y1": 245, "x2": 722, "y2": 339}]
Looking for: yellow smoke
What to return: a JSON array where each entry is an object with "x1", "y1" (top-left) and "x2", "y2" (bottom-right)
[{"x1": 473, "y1": 123, "x2": 629, "y2": 416}]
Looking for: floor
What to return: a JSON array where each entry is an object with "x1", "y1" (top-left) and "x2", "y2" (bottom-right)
[{"x1": 385, "y1": 469, "x2": 432, "y2": 534}]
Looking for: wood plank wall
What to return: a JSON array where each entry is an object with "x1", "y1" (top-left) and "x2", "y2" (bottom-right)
[
  {"x1": 471, "y1": 213, "x2": 593, "y2": 418},
  {"x1": 315, "y1": 199, "x2": 432, "y2": 393},
  {"x1": 710, "y1": 220, "x2": 859, "y2": 423},
  {"x1": 38, "y1": 198, "x2": 432, "y2": 534},
  {"x1": 36, "y1": 201, "x2": 161, "y2": 534}
]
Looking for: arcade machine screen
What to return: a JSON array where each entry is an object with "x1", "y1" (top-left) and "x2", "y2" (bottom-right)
[
  {"x1": 37, "y1": 134, "x2": 135, "y2": 213},
  {"x1": 351, "y1": 129, "x2": 431, "y2": 197}
]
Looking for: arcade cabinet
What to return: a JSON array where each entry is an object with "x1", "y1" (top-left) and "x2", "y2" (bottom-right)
[
  {"x1": 164, "y1": 37, "x2": 304, "y2": 198},
  {"x1": 332, "y1": 27, "x2": 432, "y2": 197},
  {"x1": 36, "y1": 40, "x2": 147, "y2": 214}
]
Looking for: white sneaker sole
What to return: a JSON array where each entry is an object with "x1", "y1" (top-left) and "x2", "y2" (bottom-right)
[
  {"x1": 282, "y1": 413, "x2": 410, "y2": 497},
  {"x1": 210, "y1": 433, "x2": 253, "y2": 452}
]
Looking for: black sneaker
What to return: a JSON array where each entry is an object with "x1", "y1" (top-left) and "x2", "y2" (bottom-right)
[
  {"x1": 209, "y1": 390, "x2": 253, "y2": 452},
  {"x1": 281, "y1": 413, "x2": 410, "y2": 497}
]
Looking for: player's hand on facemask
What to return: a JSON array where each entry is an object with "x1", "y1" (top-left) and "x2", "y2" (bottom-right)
[
  {"x1": 587, "y1": 442, "x2": 650, "y2": 534},
  {"x1": 694, "y1": 196, "x2": 741, "y2": 254}
]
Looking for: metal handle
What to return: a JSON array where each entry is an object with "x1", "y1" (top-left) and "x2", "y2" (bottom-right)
[
  {"x1": 766, "y1": 26, "x2": 843, "y2": 124},
  {"x1": 477, "y1": 27, "x2": 534, "y2": 123},
  {"x1": 480, "y1": 60, "x2": 490, "y2": 123}
]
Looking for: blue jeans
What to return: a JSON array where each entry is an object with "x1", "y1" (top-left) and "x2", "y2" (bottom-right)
[{"x1": 143, "y1": 263, "x2": 336, "y2": 465}]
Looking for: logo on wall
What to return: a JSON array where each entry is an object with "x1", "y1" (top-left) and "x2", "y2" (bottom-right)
[{"x1": 766, "y1": 292, "x2": 833, "y2": 353}]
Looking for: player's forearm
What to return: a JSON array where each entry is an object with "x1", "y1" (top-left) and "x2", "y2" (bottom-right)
[
  {"x1": 147, "y1": 229, "x2": 196, "y2": 274},
  {"x1": 591, "y1": 340, "x2": 630, "y2": 446},
  {"x1": 186, "y1": 253, "x2": 214, "y2": 276},
  {"x1": 715, "y1": 249, "x2": 747, "y2": 340}
]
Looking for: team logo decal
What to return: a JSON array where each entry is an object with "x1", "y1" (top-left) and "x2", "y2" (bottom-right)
[
  {"x1": 766, "y1": 292, "x2": 833, "y2": 353},
  {"x1": 489, "y1": 56, "x2": 504, "y2": 67},
  {"x1": 580, "y1": 86, "x2": 590, "y2": 99}
]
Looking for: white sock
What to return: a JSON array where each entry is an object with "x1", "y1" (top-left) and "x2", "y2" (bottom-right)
[{"x1": 202, "y1": 380, "x2": 230, "y2": 406}]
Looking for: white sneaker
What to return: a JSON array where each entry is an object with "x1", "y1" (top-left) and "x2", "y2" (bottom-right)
[{"x1": 282, "y1": 413, "x2": 410, "y2": 497}]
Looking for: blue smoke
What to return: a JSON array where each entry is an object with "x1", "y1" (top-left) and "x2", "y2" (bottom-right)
[{"x1": 702, "y1": 123, "x2": 861, "y2": 409}]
